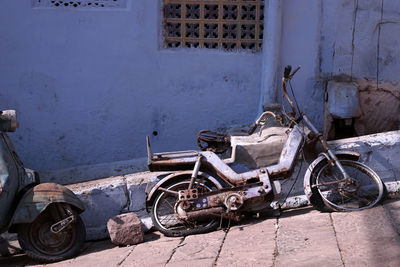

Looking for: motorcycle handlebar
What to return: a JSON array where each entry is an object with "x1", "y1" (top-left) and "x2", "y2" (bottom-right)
[
  {"x1": 249, "y1": 66, "x2": 301, "y2": 135},
  {"x1": 281, "y1": 65, "x2": 301, "y2": 118},
  {"x1": 283, "y1": 65, "x2": 301, "y2": 80}
]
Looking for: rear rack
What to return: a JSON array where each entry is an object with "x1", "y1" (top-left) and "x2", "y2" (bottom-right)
[
  {"x1": 146, "y1": 136, "x2": 199, "y2": 171},
  {"x1": 153, "y1": 150, "x2": 199, "y2": 157}
]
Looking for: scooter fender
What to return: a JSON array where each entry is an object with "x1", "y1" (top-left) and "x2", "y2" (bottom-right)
[
  {"x1": 146, "y1": 171, "x2": 224, "y2": 211},
  {"x1": 10, "y1": 183, "x2": 85, "y2": 226},
  {"x1": 303, "y1": 151, "x2": 360, "y2": 200}
]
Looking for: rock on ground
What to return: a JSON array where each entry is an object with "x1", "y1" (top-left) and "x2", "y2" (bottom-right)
[{"x1": 107, "y1": 213, "x2": 144, "y2": 246}]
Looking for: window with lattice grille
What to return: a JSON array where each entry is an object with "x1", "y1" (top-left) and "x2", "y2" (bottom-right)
[
  {"x1": 162, "y1": 0, "x2": 265, "y2": 52},
  {"x1": 32, "y1": 0, "x2": 127, "y2": 9}
]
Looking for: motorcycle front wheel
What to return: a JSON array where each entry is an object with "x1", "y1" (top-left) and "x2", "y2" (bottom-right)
[
  {"x1": 18, "y1": 203, "x2": 85, "y2": 263},
  {"x1": 310, "y1": 160, "x2": 384, "y2": 211},
  {"x1": 150, "y1": 180, "x2": 219, "y2": 237}
]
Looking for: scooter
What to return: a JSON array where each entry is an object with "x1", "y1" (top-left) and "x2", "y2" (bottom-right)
[
  {"x1": 0, "y1": 110, "x2": 86, "y2": 262},
  {"x1": 145, "y1": 66, "x2": 384, "y2": 237}
]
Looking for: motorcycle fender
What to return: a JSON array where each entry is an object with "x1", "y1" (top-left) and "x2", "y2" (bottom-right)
[
  {"x1": 303, "y1": 151, "x2": 360, "y2": 200},
  {"x1": 10, "y1": 183, "x2": 85, "y2": 226},
  {"x1": 146, "y1": 171, "x2": 223, "y2": 211}
]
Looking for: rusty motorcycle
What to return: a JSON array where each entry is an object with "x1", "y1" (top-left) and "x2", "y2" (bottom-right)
[
  {"x1": 0, "y1": 110, "x2": 86, "y2": 262},
  {"x1": 145, "y1": 66, "x2": 384, "y2": 237}
]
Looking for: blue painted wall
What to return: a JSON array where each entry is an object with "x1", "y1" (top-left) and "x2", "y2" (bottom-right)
[
  {"x1": 0, "y1": 0, "x2": 262, "y2": 171},
  {"x1": 1, "y1": 0, "x2": 399, "y2": 176}
]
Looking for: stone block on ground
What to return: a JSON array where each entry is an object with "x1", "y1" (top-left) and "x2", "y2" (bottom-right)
[{"x1": 107, "y1": 213, "x2": 144, "y2": 246}]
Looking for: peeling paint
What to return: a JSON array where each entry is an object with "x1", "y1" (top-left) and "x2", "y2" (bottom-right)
[{"x1": 355, "y1": 79, "x2": 400, "y2": 135}]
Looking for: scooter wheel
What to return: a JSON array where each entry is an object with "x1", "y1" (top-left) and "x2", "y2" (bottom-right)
[{"x1": 17, "y1": 204, "x2": 86, "y2": 263}]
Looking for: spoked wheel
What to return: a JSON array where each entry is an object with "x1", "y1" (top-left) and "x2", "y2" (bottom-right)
[
  {"x1": 310, "y1": 160, "x2": 384, "y2": 211},
  {"x1": 18, "y1": 204, "x2": 85, "y2": 263},
  {"x1": 150, "y1": 180, "x2": 219, "y2": 237}
]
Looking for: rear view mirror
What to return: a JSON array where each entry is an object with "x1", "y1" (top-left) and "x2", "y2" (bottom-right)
[{"x1": 0, "y1": 110, "x2": 19, "y2": 132}]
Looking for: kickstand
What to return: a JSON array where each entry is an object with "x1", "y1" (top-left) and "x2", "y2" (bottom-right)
[
  {"x1": 226, "y1": 218, "x2": 231, "y2": 232},
  {"x1": 219, "y1": 215, "x2": 231, "y2": 232},
  {"x1": 273, "y1": 203, "x2": 282, "y2": 218}
]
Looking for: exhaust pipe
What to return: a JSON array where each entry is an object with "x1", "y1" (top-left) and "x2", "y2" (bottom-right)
[{"x1": 185, "y1": 207, "x2": 225, "y2": 220}]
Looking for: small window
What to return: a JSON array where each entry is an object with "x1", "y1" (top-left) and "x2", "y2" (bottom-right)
[{"x1": 162, "y1": 0, "x2": 265, "y2": 52}]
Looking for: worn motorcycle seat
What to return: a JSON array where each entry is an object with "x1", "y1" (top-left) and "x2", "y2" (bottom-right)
[{"x1": 230, "y1": 126, "x2": 289, "y2": 169}]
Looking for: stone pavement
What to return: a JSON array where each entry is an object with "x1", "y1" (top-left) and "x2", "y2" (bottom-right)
[{"x1": 1, "y1": 198, "x2": 400, "y2": 267}]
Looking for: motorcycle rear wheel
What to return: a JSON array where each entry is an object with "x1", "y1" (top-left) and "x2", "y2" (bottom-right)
[
  {"x1": 150, "y1": 180, "x2": 219, "y2": 237},
  {"x1": 18, "y1": 204, "x2": 85, "y2": 263},
  {"x1": 310, "y1": 160, "x2": 384, "y2": 211}
]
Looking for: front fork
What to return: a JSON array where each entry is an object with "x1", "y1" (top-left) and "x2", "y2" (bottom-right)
[
  {"x1": 302, "y1": 115, "x2": 351, "y2": 180},
  {"x1": 188, "y1": 155, "x2": 202, "y2": 190}
]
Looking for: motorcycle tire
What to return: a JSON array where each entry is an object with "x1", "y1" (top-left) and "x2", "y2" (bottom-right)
[
  {"x1": 310, "y1": 159, "x2": 385, "y2": 212},
  {"x1": 18, "y1": 204, "x2": 86, "y2": 263},
  {"x1": 150, "y1": 180, "x2": 220, "y2": 237}
]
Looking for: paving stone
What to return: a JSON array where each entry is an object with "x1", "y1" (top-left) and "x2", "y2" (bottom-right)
[
  {"x1": 216, "y1": 218, "x2": 276, "y2": 266},
  {"x1": 120, "y1": 233, "x2": 182, "y2": 266},
  {"x1": 383, "y1": 198, "x2": 400, "y2": 235},
  {"x1": 167, "y1": 230, "x2": 226, "y2": 267},
  {"x1": 275, "y1": 208, "x2": 342, "y2": 267},
  {"x1": 27, "y1": 240, "x2": 134, "y2": 267},
  {"x1": 332, "y1": 205, "x2": 400, "y2": 267},
  {"x1": 167, "y1": 258, "x2": 216, "y2": 267},
  {"x1": 2, "y1": 201, "x2": 400, "y2": 267},
  {"x1": 107, "y1": 213, "x2": 144, "y2": 246}
]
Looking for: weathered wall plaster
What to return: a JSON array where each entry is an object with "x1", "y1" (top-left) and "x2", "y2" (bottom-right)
[{"x1": 320, "y1": 0, "x2": 400, "y2": 137}]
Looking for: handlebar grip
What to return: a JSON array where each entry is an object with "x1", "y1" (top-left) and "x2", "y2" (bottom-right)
[
  {"x1": 248, "y1": 123, "x2": 258, "y2": 135},
  {"x1": 284, "y1": 65, "x2": 292, "y2": 78}
]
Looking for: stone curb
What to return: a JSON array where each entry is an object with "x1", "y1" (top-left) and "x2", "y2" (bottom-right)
[
  {"x1": 3, "y1": 130, "x2": 400, "y2": 241},
  {"x1": 68, "y1": 174, "x2": 399, "y2": 241},
  {"x1": 68, "y1": 129, "x2": 400, "y2": 240}
]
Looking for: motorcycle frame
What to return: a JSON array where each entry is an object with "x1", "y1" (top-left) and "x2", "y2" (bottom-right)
[{"x1": 146, "y1": 124, "x2": 304, "y2": 206}]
